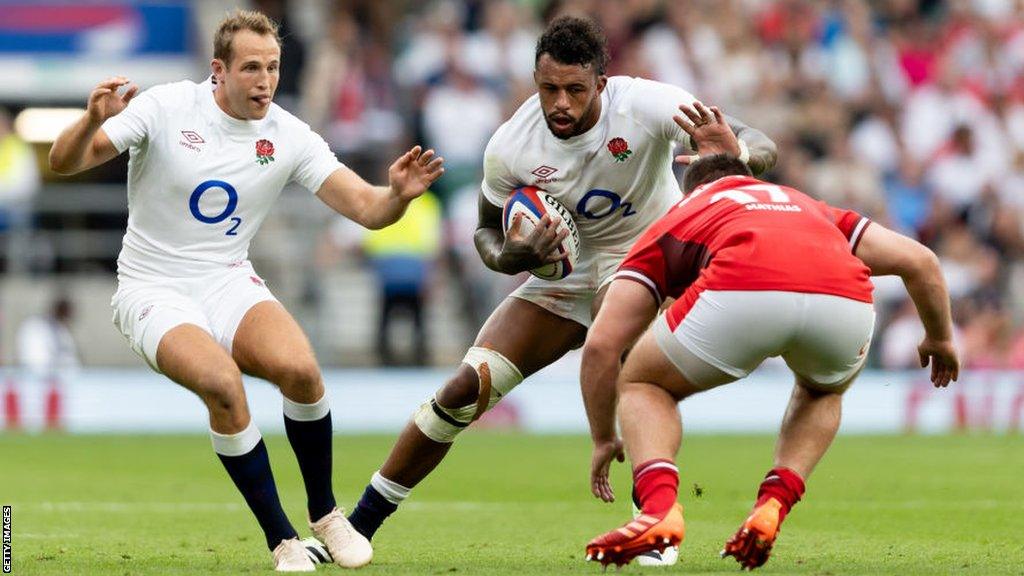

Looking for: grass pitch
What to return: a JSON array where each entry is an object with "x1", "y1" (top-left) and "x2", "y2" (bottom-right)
[{"x1": 3, "y1": 432, "x2": 1022, "y2": 575}]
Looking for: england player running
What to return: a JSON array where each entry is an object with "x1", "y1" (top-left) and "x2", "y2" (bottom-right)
[
  {"x1": 345, "y1": 16, "x2": 777, "y2": 560},
  {"x1": 48, "y1": 10, "x2": 443, "y2": 572},
  {"x1": 582, "y1": 105, "x2": 959, "y2": 568}
]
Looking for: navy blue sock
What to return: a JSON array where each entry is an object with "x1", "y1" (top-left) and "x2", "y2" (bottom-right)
[
  {"x1": 347, "y1": 484, "x2": 398, "y2": 540},
  {"x1": 284, "y1": 412, "x2": 337, "y2": 522},
  {"x1": 217, "y1": 438, "x2": 297, "y2": 550}
]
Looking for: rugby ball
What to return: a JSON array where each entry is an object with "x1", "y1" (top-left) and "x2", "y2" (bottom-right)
[{"x1": 502, "y1": 186, "x2": 581, "y2": 281}]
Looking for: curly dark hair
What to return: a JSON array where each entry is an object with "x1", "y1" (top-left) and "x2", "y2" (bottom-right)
[
  {"x1": 535, "y1": 16, "x2": 609, "y2": 75},
  {"x1": 682, "y1": 154, "x2": 752, "y2": 194}
]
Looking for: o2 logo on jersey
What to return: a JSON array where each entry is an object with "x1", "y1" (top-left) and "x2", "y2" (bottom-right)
[
  {"x1": 575, "y1": 189, "x2": 636, "y2": 220},
  {"x1": 189, "y1": 180, "x2": 242, "y2": 235}
]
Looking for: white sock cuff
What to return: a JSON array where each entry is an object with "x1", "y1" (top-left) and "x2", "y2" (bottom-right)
[
  {"x1": 283, "y1": 393, "x2": 330, "y2": 422},
  {"x1": 210, "y1": 420, "x2": 262, "y2": 457},
  {"x1": 635, "y1": 461, "x2": 679, "y2": 478},
  {"x1": 371, "y1": 470, "x2": 411, "y2": 505}
]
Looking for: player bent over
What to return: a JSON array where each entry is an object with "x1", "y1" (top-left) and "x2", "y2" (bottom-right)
[
  {"x1": 48, "y1": 10, "x2": 443, "y2": 572},
  {"x1": 581, "y1": 105, "x2": 959, "y2": 569},
  {"x1": 344, "y1": 18, "x2": 777, "y2": 566}
]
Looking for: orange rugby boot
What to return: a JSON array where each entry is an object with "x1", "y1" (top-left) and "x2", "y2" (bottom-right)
[
  {"x1": 721, "y1": 497, "x2": 783, "y2": 570},
  {"x1": 585, "y1": 503, "x2": 684, "y2": 567}
]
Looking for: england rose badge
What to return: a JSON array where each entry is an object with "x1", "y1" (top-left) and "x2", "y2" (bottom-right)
[
  {"x1": 255, "y1": 139, "x2": 275, "y2": 165},
  {"x1": 607, "y1": 137, "x2": 632, "y2": 162}
]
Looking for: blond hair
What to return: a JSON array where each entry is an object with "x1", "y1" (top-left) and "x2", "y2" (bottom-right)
[{"x1": 213, "y1": 9, "x2": 281, "y2": 65}]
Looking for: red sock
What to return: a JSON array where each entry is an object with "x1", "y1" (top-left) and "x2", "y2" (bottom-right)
[
  {"x1": 755, "y1": 467, "x2": 805, "y2": 523},
  {"x1": 633, "y1": 459, "x2": 679, "y2": 515}
]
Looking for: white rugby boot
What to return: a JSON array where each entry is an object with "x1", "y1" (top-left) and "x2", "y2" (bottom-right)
[
  {"x1": 310, "y1": 507, "x2": 373, "y2": 568},
  {"x1": 637, "y1": 544, "x2": 680, "y2": 566},
  {"x1": 300, "y1": 536, "x2": 333, "y2": 565},
  {"x1": 272, "y1": 537, "x2": 316, "y2": 572}
]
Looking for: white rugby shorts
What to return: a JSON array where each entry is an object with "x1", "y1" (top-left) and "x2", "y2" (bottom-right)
[
  {"x1": 111, "y1": 261, "x2": 278, "y2": 372},
  {"x1": 653, "y1": 290, "x2": 876, "y2": 389},
  {"x1": 510, "y1": 248, "x2": 626, "y2": 327}
]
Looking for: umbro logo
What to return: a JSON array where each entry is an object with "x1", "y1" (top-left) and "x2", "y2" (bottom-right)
[
  {"x1": 531, "y1": 165, "x2": 557, "y2": 178},
  {"x1": 531, "y1": 165, "x2": 559, "y2": 183},
  {"x1": 179, "y1": 130, "x2": 204, "y2": 152}
]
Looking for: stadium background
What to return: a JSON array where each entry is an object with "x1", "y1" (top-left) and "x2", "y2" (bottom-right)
[{"x1": 1, "y1": 0, "x2": 1023, "y2": 435}]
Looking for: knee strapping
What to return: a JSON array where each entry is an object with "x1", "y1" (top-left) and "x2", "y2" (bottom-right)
[{"x1": 413, "y1": 347, "x2": 523, "y2": 443}]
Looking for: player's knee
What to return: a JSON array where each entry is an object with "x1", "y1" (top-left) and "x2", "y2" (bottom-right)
[
  {"x1": 435, "y1": 366, "x2": 480, "y2": 408},
  {"x1": 272, "y1": 357, "x2": 322, "y2": 399},
  {"x1": 414, "y1": 347, "x2": 523, "y2": 443},
  {"x1": 198, "y1": 369, "x2": 246, "y2": 418}
]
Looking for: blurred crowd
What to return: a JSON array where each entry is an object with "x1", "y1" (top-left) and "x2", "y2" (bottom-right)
[
  {"x1": 6, "y1": 0, "x2": 1023, "y2": 369},
  {"x1": 298, "y1": 0, "x2": 1024, "y2": 369}
]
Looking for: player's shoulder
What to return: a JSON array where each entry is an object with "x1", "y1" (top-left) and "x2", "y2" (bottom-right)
[
  {"x1": 487, "y1": 95, "x2": 542, "y2": 153},
  {"x1": 605, "y1": 75, "x2": 643, "y2": 95},
  {"x1": 605, "y1": 75, "x2": 671, "y2": 99},
  {"x1": 139, "y1": 79, "x2": 203, "y2": 108},
  {"x1": 606, "y1": 75, "x2": 695, "y2": 113},
  {"x1": 266, "y1": 102, "x2": 313, "y2": 131}
]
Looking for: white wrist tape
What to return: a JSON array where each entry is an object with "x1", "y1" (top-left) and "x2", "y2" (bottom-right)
[{"x1": 737, "y1": 139, "x2": 750, "y2": 165}]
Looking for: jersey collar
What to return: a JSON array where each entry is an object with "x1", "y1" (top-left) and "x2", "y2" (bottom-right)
[
  {"x1": 201, "y1": 76, "x2": 265, "y2": 135},
  {"x1": 690, "y1": 175, "x2": 759, "y2": 198}
]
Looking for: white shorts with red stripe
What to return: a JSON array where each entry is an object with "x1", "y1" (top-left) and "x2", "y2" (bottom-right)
[
  {"x1": 653, "y1": 290, "x2": 875, "y2": 389},
  {"x1": 111, "y1": 260, "x2": 278, "y2": 372}
]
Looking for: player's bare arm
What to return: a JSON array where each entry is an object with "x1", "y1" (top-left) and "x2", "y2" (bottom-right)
[
  {"x1": 473, "y1": 196, "x2": 568, "y2": 274},
  {"x1": 581, "y1": 279, "x2": 658, "y2": 503},
  {"x1": 49, "y1": 76, "x2": 138, "y2": 175},
  {"x1": 316, "y1": 145, "x2": 444, "y2": 230},
  {"x1": 673, "y1": 102, "x2": 777, "y2": 176},
  {"x1": 855, "y1": 223, "x2": 959, "y2": 387}
]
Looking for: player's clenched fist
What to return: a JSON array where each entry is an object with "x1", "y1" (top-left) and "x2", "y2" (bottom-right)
[
  {"x1": 87, "y1": 76, "x2": 138, "y2": 125},
  {"x1": 498, "y1": 213, "x2": 569, "y2": 273}
]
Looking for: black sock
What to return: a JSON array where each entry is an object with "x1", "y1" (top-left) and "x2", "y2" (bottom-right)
[
  {"x1": 217, "y1": 438, "x2": 297, "y2": 550},
  {"x1": 347, "y1": 484, "x2": 398, "y2": 540},
  {"x1": 284, "y1": 411, "x2": 337, "y2": 522}
]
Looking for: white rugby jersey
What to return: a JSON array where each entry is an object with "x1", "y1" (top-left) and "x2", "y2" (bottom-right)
[
  {"x1": 102, "y1": 79, "x2": 342, "y2": 280},
  {"x1": 481, "y1": 76, "x2": 696, "y2": 252}
]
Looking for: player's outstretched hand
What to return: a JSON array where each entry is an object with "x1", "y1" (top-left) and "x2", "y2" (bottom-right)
[
  {"x1": 673, "y1": 102, "x2": 741, "y2": 164},
  {"x1": 918, "y1": 337, "x2": 959, "y2": 388},
  {"x1": 498, "y1": 212, "x2": 569, "y2": 273},
  {"x1": 87, "y1": 77, "x2": 138, "y2": 125},
  {"x1": 388, "y1": 145, "x2": 445, "y2": 201},
  {"x1": 590, "y1": 438, "x2": 625, "y2": 503}
]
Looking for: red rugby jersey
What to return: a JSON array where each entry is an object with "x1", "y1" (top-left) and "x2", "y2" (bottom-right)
[{"x1": 615, "y1": 176, "x2": 874, "y2": 329}]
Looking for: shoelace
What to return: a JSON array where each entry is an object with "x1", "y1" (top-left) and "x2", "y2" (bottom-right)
[
  {"x1": 317, "y1": 510, "x2": 358, "y2": 547},
  {"x1": 275, "y1": 540, "x2": 308, "y2": 564}
]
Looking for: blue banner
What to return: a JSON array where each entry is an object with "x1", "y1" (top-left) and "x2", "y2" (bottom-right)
[{"x1": 0, "y1": 2, "x2": 192, "y2": 55}]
